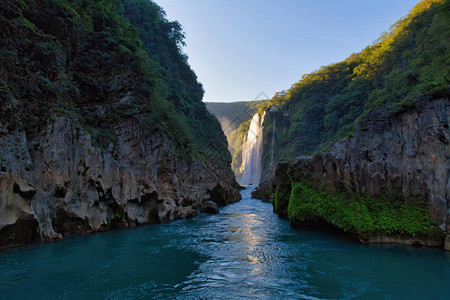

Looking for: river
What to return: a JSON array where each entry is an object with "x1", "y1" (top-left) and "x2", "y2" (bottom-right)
[{"x1": 1, "y1": 187, "x2": 449, "y2": 299}]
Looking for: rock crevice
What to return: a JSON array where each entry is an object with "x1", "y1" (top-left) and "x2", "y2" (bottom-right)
[
  {"x1": 0, "y1": 117, "x2": 241, "y2": 249},
  {"x1": 255, "y1": 99, "x2": 449, "y2": 248}
]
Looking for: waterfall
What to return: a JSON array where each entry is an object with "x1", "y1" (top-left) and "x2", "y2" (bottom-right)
[{"x1": 238, "y1": 112, "x2": 266, "y2": 186}]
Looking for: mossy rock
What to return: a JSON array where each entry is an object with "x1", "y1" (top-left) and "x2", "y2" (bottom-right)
[{"x1": 287, "y1": 180, "x2": 445, "y2": 241}]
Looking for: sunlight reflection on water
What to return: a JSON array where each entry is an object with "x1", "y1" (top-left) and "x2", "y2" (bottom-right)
[{"x1": 0, "y1": 187, "x2": 449, "y2": 299}]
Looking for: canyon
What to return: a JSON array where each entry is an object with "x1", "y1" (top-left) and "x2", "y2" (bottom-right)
[
  {"x1": 1, "y1": 0, "x2": 449, "y2": 252},
  {"x1": 207, "y1": 0, "x2": 450, "y2": 250},
  {"x1": 0, "y1": 0, "x2": 449, "y2": 298}
]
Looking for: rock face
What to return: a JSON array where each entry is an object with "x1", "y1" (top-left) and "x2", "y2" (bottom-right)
[
  {"x1": 445, "y1": 236, "x2": 450, "y2": 251},
  {"x1": 251, "y1": 164, "x2": 277, "y2": 203},
  {"x1": 296, "y1": 99, "x2": 449, "y2": 229},
  {"x1": 0, "y1": 117, "x2": 241, "y2": 249},
  {"x1": 200, "y1": 201, "x2": 220, "y2": 214},
  {"x1": 250, "y1": 182, "x2": 273, "y2": 203},
  {"x1": 260, "y1": 99, "x2": 449, "y2": 244},
  {"x1": 0, "y1": 0, "x2": 242, "y2": 250}
]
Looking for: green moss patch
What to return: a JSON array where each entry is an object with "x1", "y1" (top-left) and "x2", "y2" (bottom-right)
[{"x1": 288, "y1": 181, "x2": 444, "y2": 240}]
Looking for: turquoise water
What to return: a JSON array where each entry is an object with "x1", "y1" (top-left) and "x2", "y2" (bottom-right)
[{"x1": 1, "y1": 188, "x2": 449, "y2": 299}]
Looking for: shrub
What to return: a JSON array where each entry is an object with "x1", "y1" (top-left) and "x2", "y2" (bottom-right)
[{"x1": 288, "y1": 181, "x2": 443, "y2": 239}]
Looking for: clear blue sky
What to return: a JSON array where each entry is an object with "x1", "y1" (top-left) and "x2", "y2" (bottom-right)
[{"x1": 154, "y1": 0, "x2": 421, "y2": 102}]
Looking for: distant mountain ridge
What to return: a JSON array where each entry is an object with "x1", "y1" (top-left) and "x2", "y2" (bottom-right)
[
  {"x1": 205, "y1": 100, "x2": 269, "y2": 136},
  {"x1": 206, "y1": 100, "x2": 269, "y2": 174}
]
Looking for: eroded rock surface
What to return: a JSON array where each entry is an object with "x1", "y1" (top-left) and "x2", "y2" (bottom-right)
[
  {"x1": 251, "y1": 164, "x2": 277, "y2": 203},
  {"x1": 294, "y1": 99, "x2": 449, "y2": 229},
  {"x1": 0, "y1": 0, "x2": 242, "y2": 250},
  {"x1": 0, "y1": 117, "x2": 241, "y2": 249},
  {"x1": 260, "y1": 99, "x2": 449, "y2": 246},
  {"x1": 200, "y1": 201, "x2": 220, "y2": 214}
]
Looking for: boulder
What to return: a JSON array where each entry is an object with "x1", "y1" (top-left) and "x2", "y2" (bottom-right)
[{"x1": 201, "y1": 201, "x2": 219, "y2": 214}]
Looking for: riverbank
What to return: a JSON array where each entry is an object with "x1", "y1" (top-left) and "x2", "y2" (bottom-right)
[
  {"x1": 1, "y1": 187, "x2": 449, "y2": 299},
  {"x1": 254, "y1": 98, "x2": 450, "y2": 251},
  {"x1": 254, "y1": 160, "x2": 448, "y2": 250}
]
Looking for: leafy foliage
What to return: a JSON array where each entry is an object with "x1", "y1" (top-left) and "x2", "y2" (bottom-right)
[
  {"x1": 0, "y1": 0, "x2": 230, "y2": 164},
  {"x1": 288, "y1": 181, "x2": 444, "y2": 239},
  {"x1": 264, "y1": 0, "x2": 449, "y2": 162},
  {"x1": 123, "y1": 0, "x2": 230, "y2": 162},
  {"x1": 206, "y1": 100, "x2": 270, "y2": 172},
  {"x1": 228, "y1": 119, "x2": 252, "y2": 173}
]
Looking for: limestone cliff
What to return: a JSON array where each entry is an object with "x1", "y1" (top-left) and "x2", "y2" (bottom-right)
[
  {"x1": 0, "y1": 0, "x2": 241, "y2": 249},
  {"x1": 253, "y1": 0, "x2": 449, "y2": 179},
  {"x1": 256, "y1": 98, "x2": 449, "y2": 247},
  {"x1": 0, "y1": 117, "x2": 240, "y2": 248}
]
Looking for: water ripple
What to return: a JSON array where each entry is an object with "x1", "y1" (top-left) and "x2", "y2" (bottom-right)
[{"x1": 0, "y1": 187, "x2": 449, "y2": 299}]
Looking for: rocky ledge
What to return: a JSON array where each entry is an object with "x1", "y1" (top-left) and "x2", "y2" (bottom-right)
[
  {"x1": 251, "y1": 164, "x2": 277, "y2": 203},
  {"x1": 0, "y1": 117, "x2": 241, "y2": 249},
  {"x1": 255, "y1": 98, "x2": 449, "y2": 249}
]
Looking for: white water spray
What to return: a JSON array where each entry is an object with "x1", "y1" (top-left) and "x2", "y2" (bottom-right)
[{"x1": 238, "y1": 112, "x2": 266, "y2": 186}]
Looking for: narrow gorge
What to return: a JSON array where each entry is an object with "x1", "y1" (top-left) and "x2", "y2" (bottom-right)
[
  {"x1": 1, "y1": 0, "x2": 449, "y2": 298},
  {"x1": 208, "y1": 0, "x2": 450, "y2": 250}
]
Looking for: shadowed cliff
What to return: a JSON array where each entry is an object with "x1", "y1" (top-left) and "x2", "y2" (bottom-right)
[{"x1": 0, "y1": 0, "x2": 241, "y2": 249}]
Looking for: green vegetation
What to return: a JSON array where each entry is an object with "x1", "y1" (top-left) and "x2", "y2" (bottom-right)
[
  {"x1": 273, "y1": 180, "x2": 292, "y2": 218},
  {"x1": 206, "y1": 100, "x2": 270, "y2": 135},
  {"x1": 0, "y1": 0, "x2": 229, "y2": 164},
  {"x1": 228, "y1": 119, "x2": 252, "y2": 173},
  {"x1": 206, "y1": 100, "x2": 269, "y2": 172},
  {"x1": 288, "y1": 181, "x2": 444, "y2": 239},
  {"x1": 263, "y1": 0, "x2": 449, "y2": 162},
  {"x1": 123, "y1": 0, "x2": 229, "y2": 162},
  {"x1": 264, "y1": 0, "x2": 449, "y2": 244},
  {"x1": 260, "y1": 109, "x2": 291, "y2": 171}
]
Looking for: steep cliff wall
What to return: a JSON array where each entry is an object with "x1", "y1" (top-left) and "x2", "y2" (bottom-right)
[
  {"x1": 0, "y1": 117, "x2": 240, "y2": 248},
  {"x1": 259, "y1": 98, "x2": 449, "y2": 247},
  {"x1": 250, "y1": 0, "x2": 449, "y2": 248},
  {"x1": 257, "y1": 0, "x2": 449, "y2": 176},
  {"x1": 206, "y1": 100, "x2": 269, "y2": 174},
  {"x1": 0, "y1": 0, "x2": 240, "y2": 249},
  {"x1": 294, "y1": 98, "x2": 449, "y2": 229}
]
